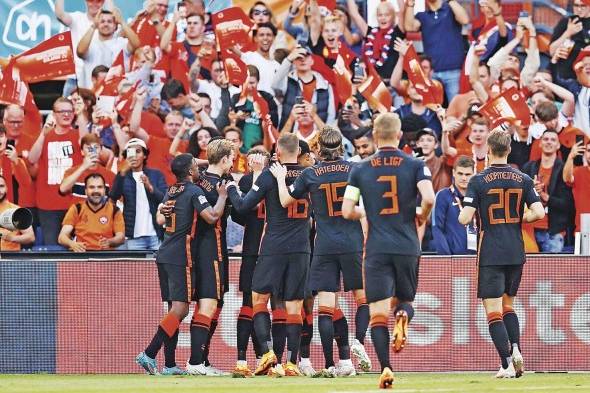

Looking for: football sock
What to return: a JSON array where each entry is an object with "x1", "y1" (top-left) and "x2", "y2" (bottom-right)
[
  {"x1": 271, "y1": 308, "x2": 287, "y2": 362},
  {"x1": 286, "y1": 313, "x2": 303, "y2": 364},
  {"x1": 202, "y1": 306, "x2": 221, "y2": 366},
  {"x1": 189, "y1": 313, "x2": 211, "y2": 365},
  {"x1": 355, "y1": 299, "x2": 369, "y2": 344},
  {"x1": 318, "y1": 306, "x2": 335, "y2": 368},
  {"x1": 333, "y1": 308, "x2": 350, "y2": 360},
  {"x1": 237, "y1": 306, "x2": 253, "y2": 361},
  {"x1": 503, "y1": 305, "x2": 520, "y2": 351},
  {"x1": 370, "y1": 313, "x2": 391, "y2": 371},
  {"x1": 253, "y1": 303, "x2": 272, "y2": 353},
  {"x1": 163, "y1": 329, "x2": 179, "y2": 368},
  {"x1": 145, "y1": 313, "x2": 180, "y2": 359},
  {"x1": 487, "y1": 311, "x2": 512, "y2": 369},
  {"x1": 300, "y1": 310, "x2": 313, "y2": 359},
  {"x1": 395, "y1": 302, "x2": 415, "y2": 322}
]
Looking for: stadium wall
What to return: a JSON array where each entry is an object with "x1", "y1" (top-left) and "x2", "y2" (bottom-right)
[{"x1": 0, "y1": 256, "x2": 588, "y2": 374}]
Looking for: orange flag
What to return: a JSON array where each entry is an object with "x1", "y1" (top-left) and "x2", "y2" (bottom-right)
[
  {"x1": 478, "y1": 87, "x2": 531, "y2": 128},
  {"x1": 13, "y1": 32, "x2": 75, "y2": 83},
  {"x1": 212, "y1": 7, "x2": 253, "y2": 53},
  {"x1": 403, "y1": 44, "x2": 438, "y2": 105},
  {"x1": 221, "y1": 50, "x2": 248, "y2": 86},
  {"x1": 95, "y1": 51, "x2": 126, "y2": 96},
  {"x1": 116, "y1": 81, "x2": 141, "y2": 125},
  {"x1": 358, "y1": 61, "x2": 392, "y2": 113}
]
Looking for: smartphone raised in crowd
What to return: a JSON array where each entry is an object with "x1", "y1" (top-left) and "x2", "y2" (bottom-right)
[
  {"x1": 574, "y1": 134, "x2": 585, "y2": 166},
  {"x1": 127, "y1": 147, "x2": 137, "y2": 159},
  {"x1": 6, "y1": 139, "x2": 15, "y2": 149},
  {"x1": 295, "y1": 95, "x2": 304, "y2": 106}
]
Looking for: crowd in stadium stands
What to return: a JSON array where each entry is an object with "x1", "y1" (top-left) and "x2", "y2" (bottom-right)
[{"x1": 1, "y1": 0, "x2": 590, "y2": 254}]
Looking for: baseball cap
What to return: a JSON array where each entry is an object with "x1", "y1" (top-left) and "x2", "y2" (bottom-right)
[
  {"x1": 416, "y1": 128, "x2": 438, "y2": 142},
  {"x1": 124, "y1": 138, "x2": 147, "y2": 150}
]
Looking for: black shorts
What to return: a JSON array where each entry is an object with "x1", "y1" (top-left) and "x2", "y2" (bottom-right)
[
  {"x1": 252, "y1": 253, "x2": 309, "y2": 301},
  {"x1": 478, "y1": 264, "x2": 523, "y2": 299},
  {"x1": 239, "y1": 255, "x2": 258, "y2": 293},
  {"x1": 309, "y1": 252, "x2": 363, "y2": 293},
  {"x1": 157, "y1": 262, "x2": 190, "y2": 303},
  {"x1": 192, "y1": 245, "x2": 225, "y2": 301},
  {"x1": 364, "y1": 253, "x2": 419, "y2": 303}
]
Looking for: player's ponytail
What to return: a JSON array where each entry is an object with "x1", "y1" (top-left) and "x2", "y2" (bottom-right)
[{"x1": 318, "y1": 125, "x2": 344, "y2": 161}]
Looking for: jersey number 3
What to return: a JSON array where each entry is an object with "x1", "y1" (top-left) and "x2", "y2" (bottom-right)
[
  {"x1": 378, "y1": 175, "x2": 399, "y2": 215},
  {"x1": 487, "y1": 188, "x2": 522, "y2": 224}
]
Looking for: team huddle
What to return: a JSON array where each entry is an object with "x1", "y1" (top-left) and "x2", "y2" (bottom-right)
[{"x1": 135, "y1": 113, "x2": 544, "y2": 389}]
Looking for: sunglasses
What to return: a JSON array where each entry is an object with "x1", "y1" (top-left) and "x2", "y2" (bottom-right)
[{"x1": 253, "y1": 9, "x2": 270, "y2": 16}]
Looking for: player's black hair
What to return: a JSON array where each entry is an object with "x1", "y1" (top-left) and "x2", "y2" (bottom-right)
[{"x1": 171, "y1": 153, "x2": 194, "y2": 181}]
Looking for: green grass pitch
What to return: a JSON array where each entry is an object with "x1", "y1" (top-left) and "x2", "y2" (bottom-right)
[{"x1": 1, "y1": 373, "x2": 589, "y2": 393}]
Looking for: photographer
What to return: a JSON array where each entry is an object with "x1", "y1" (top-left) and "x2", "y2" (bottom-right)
[{"x1": 0, "y1": 175, "x2": 34, "y2": 251}]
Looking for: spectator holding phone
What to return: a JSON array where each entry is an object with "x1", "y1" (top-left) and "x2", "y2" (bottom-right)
[
  {"x1": 272, "y1": 45, "x2": 335, "y2": 130},
  {"x1": 60, "y1": 134, "x2": 115, "y2": 203},
  {"x1": 563, "y1": 138, "x2": 590, "y2": 233},
  {"x1": 28, "y1": 98, "x2": 84, "y2": 246},
  {"x1": 0, "y1": 125, "x2": 32, "y2": 205},
  {"x1": 550, "y1": 0, "x2": 590, "y2": 80},
  {"x1": 110, "y1": 138, "x2": 167, "y2": 250},
  {"x1": 415, "y1": 128, "x2": 451, "y2": 193}
]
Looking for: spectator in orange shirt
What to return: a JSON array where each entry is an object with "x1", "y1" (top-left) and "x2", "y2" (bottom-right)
[
  {"x1": 0, "y1": 175, "x2": 35, "y2": 251},
  {"x1": 224, "y1": 126, "x2": 248, "y2": 179},
  {"x1": 59, "y1": 173, "x2": 125, "y2": 252},
  {"x1": 60, "y1": 133, "x2": 115, "y2": 203},
  {"x1": 0, "y1": 125, "x2": 32, "y2": 205},
  {"x1": 415, "y1": 128, "x2": 451, "y2": 193},
  {"x1": 522, "y1": 130, "x2": 574, "y2": 253},
  {"x1": 563, "y1": 138, "x2": 590, "y2": 233},
  {"x1": 442, "y1": 115, "x2": 489, "y2": 173},
  {"x1": 28, "y1": 97, "x2": 84, "y2": 246}
]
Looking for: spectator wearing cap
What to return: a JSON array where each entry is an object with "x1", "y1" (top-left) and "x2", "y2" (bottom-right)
[
  {"x1": 59, "y1": 173, "x2": 125, "y2": 252},
  {"x1": 404, "y1": 0, "x2": 470, "y2": 101},
  {"x1": 522, "y1": 129, "x2": 574, "y2": 253},
  {"x1": 431, "y1": 155, "x2": 476, "y2": 255},
  {"x1": 272, "y1": 45, "x2": 335, "y2": 130},
  {"x1": 110, "y1": 138, "x2": 167, "y2": 250},
  {"x1": 60, "y1": 133, "x2": 116, "y2": 203},
  {"x1": 394, "y1": 85, "x2": 443, "y2": 139},
  {"x1": 416, "y1": 128, "x2": 451, "y2": 193},
  {"x1": 563, "y1": 137, "x2": 590, "y2": 233},
  {"x1": 28, "y1": 97, "x2": 84, "y2": 246},
  {"x1": 549, "y1": 0, "x2": 590, "y2": 81},
  {"x1": 237, "y1": 22, "x2": 280, "y2": 96}
]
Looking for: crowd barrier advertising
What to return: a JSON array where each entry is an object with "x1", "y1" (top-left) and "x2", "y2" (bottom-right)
[{"x1": 0, "y1": 256, "x2": 588, "y2": 373}]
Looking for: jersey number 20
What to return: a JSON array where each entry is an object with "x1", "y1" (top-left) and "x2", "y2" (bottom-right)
[{"x1": 487, "y1": 188, "x2": 522, "y2": 224}]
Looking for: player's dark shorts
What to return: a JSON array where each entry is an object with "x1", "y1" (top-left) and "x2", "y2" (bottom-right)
[
  {"x1": 157, "y1": 262, "x2": 190, "y2": 303},
  {"x1": 477, "y1": 264, "x2": 523, "y2": 299},
  {"x1": 192, "y1": 244, "x2": 226, "y2": 300},
  {"x1": 239, "y1": 255, "x2": 258, "y2": 293},
  {"x1": 364, "y1": 253, "x2": 419, "y2": 303},
  {"x1": 252, "y1": 253, "x2": 309, "y2": 301},
  {"x1": 309, "y1": 252, "x2": 363, "y2": 293}
]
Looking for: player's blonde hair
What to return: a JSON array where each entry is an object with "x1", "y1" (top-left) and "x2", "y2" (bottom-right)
[
  {"x1": 207, "y1": 139, "x2": 234, "y2": 165},
  {"x1": 487, "y1": 129, "x2": 512, "y2": 157},
  {"x1": 373, "y1": 112, "x2": 401, "y2": 142},
  {"x1": 277, "y1": 133, "x2": 300, "y2": 155}
]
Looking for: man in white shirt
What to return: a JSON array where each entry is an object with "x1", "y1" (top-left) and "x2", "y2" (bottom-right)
[
  {"x1": 196, "y1": 60, "x2": 240, "y2": 119},
  {"x1": 55, "y1": 0, "x2": 109, "y2": 93},
  {"x1": 76, "y1": 9, "x2": 141, "y2": 89},
  {"x1": 240, "y1": 22, "x2": 280, "y2": 96}
]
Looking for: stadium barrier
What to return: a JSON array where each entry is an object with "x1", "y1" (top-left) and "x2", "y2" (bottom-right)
[{"x1": 0, "y1": 256, "x2": 589, "y2": 374}]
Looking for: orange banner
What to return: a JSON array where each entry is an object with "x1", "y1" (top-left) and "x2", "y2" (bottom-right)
[{"x1": 13, "y1": 32, "x2": 75, "y2": 83}]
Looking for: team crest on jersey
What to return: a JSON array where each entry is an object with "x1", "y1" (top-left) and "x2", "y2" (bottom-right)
[
  {"x1": 463, "y1": 197, "x2": 473, "y2": 203},
  {"x1": 99, "y1": 216, "x2": 108, "y2": 225},
  {"x1": 198, "y1": 195, "x2": 208, "y2": 205}
]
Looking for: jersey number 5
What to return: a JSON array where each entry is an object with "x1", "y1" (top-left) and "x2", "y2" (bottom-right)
[
  {"x1": 487, "y1": 188, "x2": 522, "y2": 224},
  {"x1": 378, "y1": 175, "x2": 399, "y2": 215},
  {"x1": 319, "y1": 182, "x2": 347, "y2": 217}
]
